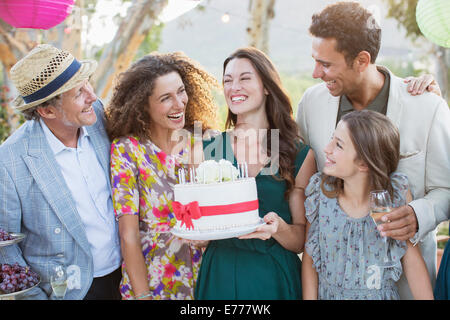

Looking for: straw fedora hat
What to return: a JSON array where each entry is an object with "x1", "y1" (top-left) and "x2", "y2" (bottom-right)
[{"x1": 10, "y1": 44, "x2": 97, "y2": 112}]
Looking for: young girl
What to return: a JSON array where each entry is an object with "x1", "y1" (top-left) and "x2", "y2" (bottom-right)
[{"x1": 302, "y1": 110, "x2": 433, "y2": 300}]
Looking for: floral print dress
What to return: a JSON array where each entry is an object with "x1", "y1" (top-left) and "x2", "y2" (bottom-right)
[
  {"x1": 305, "y1": 172, "x2": 409, "y2": 300},
  {"x1": 111, "y1": 136, "x2": 202, "y2": 300}
]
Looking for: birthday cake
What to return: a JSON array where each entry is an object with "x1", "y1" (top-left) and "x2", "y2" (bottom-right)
[{"x1": 172, "y1": 160, "x2": 261, "y2": 236}]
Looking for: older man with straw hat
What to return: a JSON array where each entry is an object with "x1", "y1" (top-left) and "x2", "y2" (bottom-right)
[{"x1": 0, "y1": 44, "x2": 122, "y2": 300}]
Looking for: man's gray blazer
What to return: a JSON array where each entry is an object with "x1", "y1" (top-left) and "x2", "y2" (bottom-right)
[
  {"x1": 296, "y1": 66, "x2": 450, "y2": 299},
  {"x1": 0, "y1": 100, "x2": 113, "y2": 299}
]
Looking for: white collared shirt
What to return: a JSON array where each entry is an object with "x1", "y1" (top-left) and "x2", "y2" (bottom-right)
[{"x1": 40, "y1": 119, "x2": 121, "y2": 277}]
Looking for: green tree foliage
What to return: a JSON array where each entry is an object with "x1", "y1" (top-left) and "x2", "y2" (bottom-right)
[
  {"x1": 135, "y1": 22, "x2": 164, "y2": 60},
  {"x1": 0, "y1": 86, "x2": 24, "y2": 143},
  {"x1": 383, "y1": 0, "x2": 449, "y2": 101},
  {"x1": 383, "y1": 0, "x2": 421, "y2": 40},
  {"x1": 0, "y1": 86, "x2": 11, "y2": 143}
]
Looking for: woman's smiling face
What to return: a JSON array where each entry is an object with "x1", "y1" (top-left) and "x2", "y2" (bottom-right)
[
  {"x1": 148, "y1": 71, "x2": 188, "y2": 133},
  {"x1": 223, "y1": 57, "x2": 267, "y2": 117}
]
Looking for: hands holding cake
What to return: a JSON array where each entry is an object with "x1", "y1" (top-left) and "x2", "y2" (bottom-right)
[
  {"x1": 172, "y1": 158, "x2": 312, "y2": 254},
  {"x1": 238, "y1": 211, "x2": 280, "y2": 240},
  {"x1": 180, "y1": 239, "x2": 210, "y2": 248},
  {"x1": 171, "y1": 160, "x2": 263, "y2": 240}
]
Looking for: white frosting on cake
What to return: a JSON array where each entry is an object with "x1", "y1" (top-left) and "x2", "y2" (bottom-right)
[{"x1": 173, "y1": 178, "x2": 260, "y2": 232}]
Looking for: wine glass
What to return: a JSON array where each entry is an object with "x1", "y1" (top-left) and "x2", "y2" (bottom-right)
[
  {"x1": 369, "y1": 190, "x2": 396, "y2": 268},
  {"x1": 50, "y1": 265, "x2": 67, "y2": 300}
]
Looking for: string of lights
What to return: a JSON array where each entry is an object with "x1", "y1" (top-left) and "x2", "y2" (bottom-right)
[{"x1": 199, "y1": 3, "x2": 305, "y2": 33}]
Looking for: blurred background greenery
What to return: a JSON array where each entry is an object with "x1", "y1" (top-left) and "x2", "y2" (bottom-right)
[{"x1": 1, "y1": 0, "x2": 448, "y2": 140}]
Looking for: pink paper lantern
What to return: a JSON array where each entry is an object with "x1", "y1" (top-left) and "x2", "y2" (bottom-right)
[{"x1": 0, "y1": 0, "x2": 75, "y2": 30}]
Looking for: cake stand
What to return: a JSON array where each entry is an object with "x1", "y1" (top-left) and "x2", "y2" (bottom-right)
[
  {"x1": 171, "y1": 218, "x2": 266, "y2": 240},
  {"x1": 0, "y1": 280, "x2": 41, "y2": 300},
  {"x1": 0, "y1": 233, "x2": 26, "y2": 247},
  {"x1": 0, "y1": 232, "x2": 41, "y2": 300}
]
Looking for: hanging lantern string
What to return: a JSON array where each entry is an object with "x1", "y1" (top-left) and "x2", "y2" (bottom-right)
[{"x1": 200, "y1": 3, "x2": 304, "y2": 33}]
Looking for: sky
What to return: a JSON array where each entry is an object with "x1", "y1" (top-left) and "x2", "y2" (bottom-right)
[{"x1": 83, "y1": 0, "x2": 202, "y2": 47}]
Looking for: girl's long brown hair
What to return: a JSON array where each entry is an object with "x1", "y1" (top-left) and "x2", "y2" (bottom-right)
[
  {"x1": 223, "y1": 47, "x2": 302, "y2": 198},
  {"x1": 106, "y1": 51, "x2": 219, "y2": 142},
  {"x1": 321, "y1": 110, "x2": 400, "y2": 198}
]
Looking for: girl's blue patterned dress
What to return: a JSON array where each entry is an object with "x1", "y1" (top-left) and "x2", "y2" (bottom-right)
[{"x1": 305, "y1": 172, "x2": 409, "y2": 300}]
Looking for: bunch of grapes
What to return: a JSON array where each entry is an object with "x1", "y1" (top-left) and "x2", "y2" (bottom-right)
[
  {"x1": 0, "y1": 228, "x2": 14, "y2": 241},
  {"x1": 0, "y1": 263, "x2": 40, "y2": 294}
]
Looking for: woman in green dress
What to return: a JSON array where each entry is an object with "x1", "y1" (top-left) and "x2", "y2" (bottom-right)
[{"x1": 194, "y1": 47, "x2": 317, "y2": 300}]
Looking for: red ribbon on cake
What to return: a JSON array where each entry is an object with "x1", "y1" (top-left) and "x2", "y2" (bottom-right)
[
  {"x1": 172, "y1": 200, "x2": 259, "y2": 230},
  {"x1": 172, "y1": 201, "x2": 202, "y2": 230}
]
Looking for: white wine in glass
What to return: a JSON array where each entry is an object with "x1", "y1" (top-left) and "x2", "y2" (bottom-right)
[
  {"x1": 369, "y1": 190, "x2": 395, "y2": 268},
  {"x1": 370, "y1": 206, "x2": 391, "y2": 226},
  {"x1": 50, "y1": 265, "x2": 67, "y2": 300}
]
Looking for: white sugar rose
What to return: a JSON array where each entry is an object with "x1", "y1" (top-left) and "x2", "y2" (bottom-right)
[
  {"x1": 218, "y1": 159, "x2": 239, "y2": 181},
  {"x1": 196, "y1": 160, "x2": 219, "y2": 184},
  {"x1": 196, "y1": 159, "x2": 239, "y2": 183}
]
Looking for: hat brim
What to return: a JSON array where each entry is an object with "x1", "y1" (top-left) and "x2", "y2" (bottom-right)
[{"x1": 12, "y1": 59, "x2": 98, "y2": 112}]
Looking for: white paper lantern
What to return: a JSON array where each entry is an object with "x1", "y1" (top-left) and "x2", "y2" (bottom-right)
[{"x1": 416, "y1": 0, "x2": 450, "y2": 48}]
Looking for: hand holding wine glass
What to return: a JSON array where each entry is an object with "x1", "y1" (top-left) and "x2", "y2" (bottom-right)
[
  {"x1": 369, "y1": 190, "x2": 396, "y2": 268},
  {"x1": 377, "y1": 188, "x2": 417, "y2": 241},
  {"x1": 50, "y1": 265, "x2": 67, "y2": 300}
]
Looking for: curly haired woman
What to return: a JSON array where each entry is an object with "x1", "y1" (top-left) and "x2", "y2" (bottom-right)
[{"x1": 106, "y1": 52, "x2": 219, "y2": 300}]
